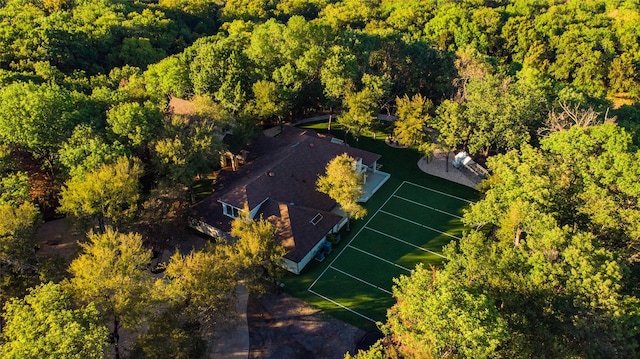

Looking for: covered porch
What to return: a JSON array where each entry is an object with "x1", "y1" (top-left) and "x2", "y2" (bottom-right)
[{"x1": 359, "y1": 168, "x2": 390, "y2": 202}]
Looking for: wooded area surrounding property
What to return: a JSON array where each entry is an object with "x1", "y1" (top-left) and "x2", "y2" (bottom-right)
[{"x1": 0, "y1": 0, "x2": 639, "y2": 357}]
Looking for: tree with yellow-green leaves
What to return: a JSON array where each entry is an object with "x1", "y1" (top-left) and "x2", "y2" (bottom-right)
[
  {"x1": 230, "y1": 212, "x2": 286, "y2": 293},
  {"x1": 66, "y1": 229, "x2": 156, "y2": 359},
  {"x1": 393, "y1": 94, "x2": 433, "y2": 148},
  {"x1": 0, "y1": 282, "x2": 109, "y2": 359},
  {"x1": 59, "y1": 156, "x2": 143, "y2": 232},
  {"x1": 163, "y1": 246, "x2": 238, "y2": 325},
  {"x1": 317, "y1": 153, "x2": 366, "y2": 230}
]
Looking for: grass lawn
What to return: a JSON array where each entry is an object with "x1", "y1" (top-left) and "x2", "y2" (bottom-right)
[{"x1": 280, "y1": 120, "x2": 479, "y2": 331}]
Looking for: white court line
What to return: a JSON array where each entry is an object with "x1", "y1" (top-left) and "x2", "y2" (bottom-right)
[
  {"x1": 329, "y1": 265, "x2": 393, "y2": 295},
  {"x1": 308, "y1": 288, "x2": 377, "y2": 323},
  {"x1": 391, "y1": 195, "x2": 462, "y2": 219},
  {"x1": 401, "y1": 181, "x2": 475, "y2": 204},
  {"x1": 363, "y1": 226, "x2": 449, "y2": 260},
  {"x1": 379, "y1": 210, "x2": 461, "y2": 240},
  {"x1": 347, "y1": 244, "x2": 411, "y2": 272},
  {"x1": 308, "y1": 183, "x2": 404, "y2": 291}
]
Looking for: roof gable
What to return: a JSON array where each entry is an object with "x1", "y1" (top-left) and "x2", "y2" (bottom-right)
[{"x1": 259, "y1": 200, "x2": 342, "y2": 262}]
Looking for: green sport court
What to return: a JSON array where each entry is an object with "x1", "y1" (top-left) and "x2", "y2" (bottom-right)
[{"x1": 307, "y1": 180, "x2": 473, "y2": 324}]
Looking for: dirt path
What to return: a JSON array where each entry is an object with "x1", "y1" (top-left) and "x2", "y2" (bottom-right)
[
  {"x1": 35, "y1": 218, "x2": 83, "y2": 261},
  {"x1": 248, "y1": 291, "x2": 364, "y2": 359}
]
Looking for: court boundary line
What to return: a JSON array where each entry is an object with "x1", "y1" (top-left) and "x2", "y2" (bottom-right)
[
  {"x1": 391, "y1": 194, "x2": 462, "y2": 219},
  {"x1": 401, "y1": 181, "x2": 475, "y2": 204},
  {"x1": 362, "y1": 226, "x2": 449, "y2": 260},
  {"x1": 308, "y1": 288, "x2": 378, "y2": 323},
  {"x1": 346, "y1": 244, "x2": 411, "y2": 272},
  {"x1": 329, "y1": 265, "x2": 393, "y2": 295},
  {"x1": 307, "y1": 182, "x2": 403, "y2": 290},
  {"x1": 307, "y1": 180, "x2": 468, "y2": 323},
  {"x1": 378, "y1": 209, "x2": 462, "y2": 240}
]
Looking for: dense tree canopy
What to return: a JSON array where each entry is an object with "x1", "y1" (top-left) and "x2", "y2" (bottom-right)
[
  {"x1": 1, "y1": 0, "x2": 640, "y2": 357},
  {"x1": 362, "y1": 123, "x2": 640, "y2": 358},
  {"x1": 66, "y1": 229, "x2": 156, "y2": 359},
  {"x1": 59, "y1": 156, "x2": 143, "y2": 232},
  {"x1": 0, "y1": 282, "x2": 108, "y2": 359}
]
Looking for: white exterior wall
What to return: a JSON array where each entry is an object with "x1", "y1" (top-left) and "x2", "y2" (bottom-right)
[
  {"x1": 188, "y1": 217, "x2": 227, "y2": 239},
  {"x1": 290, "y1": 216, "x2": 348, "y2": 275},
  {"x1": 189, "y1": 213, "x2": 349, "y2": 275},
  {"x1": 295, "y1": 236, "x2": 329, "y2": 275},
  {"x1": 282, "y1": 257, "x2": 300, "y2": 275}
]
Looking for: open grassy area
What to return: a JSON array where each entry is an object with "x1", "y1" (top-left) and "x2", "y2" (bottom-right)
[{"x1": 280, "y1": 121, "x2": 479, "y2": 330}]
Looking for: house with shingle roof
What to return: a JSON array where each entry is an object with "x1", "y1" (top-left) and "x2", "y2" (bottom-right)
[{"x1": 190, "y1": 126, "x2": 390, "y2": 274}]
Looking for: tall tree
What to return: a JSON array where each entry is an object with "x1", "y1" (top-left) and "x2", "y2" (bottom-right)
[
  {"x1": 0, "y1": 282, "x2": 108, "y2": 359},
  {"x1": 66, "y1": 229, "x2": 155, "y2": 359},
  {"x1": 0, "y1": 172, "x2": 30, "y2": 206},
  {"x1": 392, "y1": 94, "x2": 432, "y2": 147},
  {"x1": 58, "y1": 124, "x2": 128, "y2": 178},
  {"x1": 385, "y1": 263, "x2": 508, "y2": 358},
  {"x1": 0, "y1": 201, "x2": 41, "y2": 306},
  {"x1": 0, "y1": 82, "x2": 80, "y2": 172},
  {"x1": 152, "y1": 114, "x2": 224, "y2": 203},
  {"x1": 316, "y1": 153, "x2": 366, "y2": 230},
  {"x1": 59, "y1": 156, "x2": 142, "y2": 232},
  {"x1": 432, "y1": 99, "x2": 471, "y2": 172},
  {"x1": 106, "y1": 101, "x2": 163, "y2": 150},
  {"x1": 143, "y1": 55, "x2": 191, "y2": 100},
  {"x1": 0, "y1": 202, "x2": 40, "y2": 273},
  {"x1": 163, "y1": 246, "x2": 238, "y2": 325},
  {"x1": 339, "y1": 74, "x2": 389, "y2": 144},
  {"x1": 320, "y1": 45, "x2": 358, "y2": 130},
  {"x1": 230, "y1": 213, "x2": 286, "y2": 292}
]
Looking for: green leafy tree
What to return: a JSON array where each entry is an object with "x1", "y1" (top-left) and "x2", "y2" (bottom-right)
[
  {"x1": 0, "y1": 172, "x2": 30, "y2": 206},
  {"x1": 230, "y1": 213, "x2": 286, "y2": 292},
  {"x1": 385, "y1": 264, "x2": 508, "y2": 359},
  {"x1": 0, "y1": 282, "x2": 109, "y2": 359},
  {"x1": 59, "y1": 124, "x2": 128, "y2": 178},
  {"x1": 59, "y1": 156, "x2": 142, "y2": 232},
  {"x1": 152, "y1": 115, "x2": 224, "y2": 203},
  {"x1": 432, "y1": 100, "x2": 471, "y2": 171},
  {"x1": 117, "y1": 37, "x2": 167, "y2": 70},
  {"x1": 320, "y1": 45, "x2": 358, "y2": 129},
  {"x1": 221, "y1": 0, "x2": 274, "y2": 22},
  {"x1": 339, "y1": 74, "x2": 389, "y2": 144},
  {"x1": 143, "y1": 55, "x2": 191, "y2": 100},
  {"x1": 0, "y1": 202, "x2": 41, "y2": 274},
  {"x1": 66, "y1": 229, "x2": 155, "y2": 359},
  {"x1": 0, "y1": 82, "x2": 80, "y2": 172},
  {"x1": 188, "y1": 35, "x2": 252, "y2": 114},
  {"x1": 392, "y1": 94, "x2": 432, "y2": 147},
  {"x1": 251, "y1": 79, "x2": 290, "y2": 123},
  {"x1": 0, "y1": 197, "x2": 41, "y2": 307},
  {"x1": 316, "y1": 153, "x2": 366, "y2": 230},
  {"x1": 163, "y1": 246, "x2": 238, "y2": 324},
  {"x1": 107, "y1": 101, "x2": 163, "y2": 149}
]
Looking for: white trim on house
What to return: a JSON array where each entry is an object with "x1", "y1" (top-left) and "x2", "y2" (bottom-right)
[
  {"x1": 220, "y1": 202, "x2": 240, "y2": 218},
  {"x1": 248, "y1": 197, "x2": 270, "y2": 219},
  {"x1": 188, "y1": 217, "x2": 227, "y2": 239}
]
